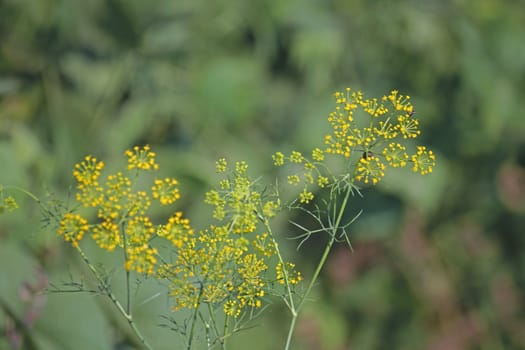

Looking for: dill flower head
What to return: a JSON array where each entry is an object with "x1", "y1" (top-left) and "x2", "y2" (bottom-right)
[
  {"x1": 162, "y1": 158, "x2": 300, "y2": 319},
  {"x1": 382, "y1": 143, "x2": 409, "y2": 168},
  {"x1": 290, "y1": 151, "x2": 304, "y2": 163},
  {"x1": 275, "y1": 86, "x2": 436, "y2": 194},
  {"x1": 252, "y1": 233, "x2": 277, "y2": 257},
  {"x1": 151, "y1": 178, "x2": 181, "y2": 205},
  {"x1": 223, "y1": 300, "x2": 242, "y2": 317},
  {"x1": 91, "y1": 219, "x2": 120, "y2": 251},
  {"x1": 125, "y1": 244, "x2": 158, "y2": 276},
  {"x1": 216, "y1": 158, "x2": 228, "y2": 173},
  {"x1": 58, "y1": 213, "x2": 89, "y2": 247},
  {"x1": 272, "y1": 152, "x2": 285, "y2": 166},
  {"x1": 60, "y1": 145, "x2": 193, "y2": 278},
  {"x1": 312, "y1": 148, "x2": 325, "y2": 161},
  {"x1": 125, "y1": 145, "x2": 159, "y2": 171},
  {"x1": 272, "y1": 148, "x2": 332, "y2": 202},
  {"x1": 411, "y1": 146, "x2": 436, "y2": 175},
  {"x1": 0, "y1": 187, "x2": 19, "y2": 213},
  {"x1": 276, "y1": 262, "x2": 303, "y2": 285},
  {"x1": 262, "y1": 200, "x2": 280, "y2": 218},
  {"x1": 299, "y1": 188, "x2": 314, "y2": 204},
  {"x1": 73, "y1": 155, "x2": 104, "y2": 185},
  {"x1": 0, "y1": 195, "x2": 18, "y2": 212},
  {"x1": 205, "y1": 160, "x2": 262, "y2": 234},
  {"x1": 355, "y1": 156, "x2": 386, "y2": 185},
  {"x1": 324, "y1": 87, "x2": 421, "y2": 160},
  {"x1": 76, "y1": 183, "x2": 103, "y2": 208},
  {"x1": 396, "y1": 115, "x2": 420, "y2": 139},
  {"x1": 126, "y1": 216, "x2": 155, "y2": 245},
  {"x1": 157, "y1": 211, "x2": 194, "y2": 248},
  {"x1": 163, "y1": 223, "x2": 272, "y2": 316}
]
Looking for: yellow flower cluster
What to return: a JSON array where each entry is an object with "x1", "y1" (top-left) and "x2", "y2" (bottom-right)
[
  {"x1": 157, "y1": 211, "x2": 193, "y2": 248},
  {"x1": 58, "y1": 145, "x2": 187, "y2": 276},
  {"x1": 355, "y1": 156, "x2": 386, "y2": 185},
  {"x1": 159, "y1": 223, "x2": 276, "y2": 317},
  {"x1": 73, "y1": 155, "x2": 104, "y2": 207},
  {"x1": 272, "y1": 148, "x2": 329, "y2": 204},
  {"x1": 156, "y1": 158, "x2": 301, "y2": 317},
  {"x1": 276, "y1": 262, "x2": 303, "y2": 285},
  {"x1": 274, "y1": 87, "x2": 436, "y2": 199},
  {"x1": 0, "y1": 186, "x2": 18, "y2": 213},
  {"x1": 60, "y1": 148, "x2": 301, "y2": 320},
  {"x1": 151, "y1": 178, "x2": 181, "y2": 205},
  {"x1": 324, "y1": 87, "x2": 434, "y2": 181},
  {"x1": 411, "y1": 146, "x2": 436, "y2": 175},
  {"x1": 57, "y1": 213, "x2": 89, "y2": 247},
  {"x1": 125, "y1": 145, "x2": 159, "y2": 171},
  {"x1": 205, "y1": 160, "x2": 263, "y2": 234}
]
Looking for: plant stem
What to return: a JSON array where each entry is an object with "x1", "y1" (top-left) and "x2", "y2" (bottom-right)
[
  {"x1": 4, "y1": 186, "x2": 59, "y2": 222},
  {"x1": 187, "y1": 283, "x2": 205, "y2": 350},
  {"x1": 223, "y1": 314, "x2": 230, "y2": 349},
  {"x1": 207, "y1": 302, "x2": 226, "y2": 350},
  {"x1": 261, "y1": 218, "x2": 296, "y2": 313},
  {"x1": 4, "y1": 186, "x2": 40, "y2": 203},
  {"x1": 5, "y1": 186, "x2": 154, "y2": 349},
  {"x1": 284, "y1": 186, "x2": 352, "y2": 350},
  {"x1": 75, "y1": 246, "x2": 154, "y2": 350},
  {"x1": 121, "y1": 221, "x2": 132, "y2": 314}
]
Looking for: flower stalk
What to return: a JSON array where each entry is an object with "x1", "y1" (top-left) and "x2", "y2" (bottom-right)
[{"x1": 0, "y1": 86, "x2": 435, "y2": 349}]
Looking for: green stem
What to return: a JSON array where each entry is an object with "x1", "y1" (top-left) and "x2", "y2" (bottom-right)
[
  {"x1": 4, "y1": 174, "x2": 153, "y2": 349},
  {"x1": 75, "y1": 246, "x2": 154, "y2": 350},
  {"x1": 187, "y1": 283, "x2": 205, "y2": 350},
  {"x1": 223, "y1": 314, "x2": 230, "y2": 349},
  {"x1": 207, "y1": 303, "x2": 226, "y2": 350},
  {"x1": 4, "y1": 186, "x2": 55, "y2": 219},
  {"x1": 284, "y1": 186, "x2": 352, "y2": 350},
  {"x1": 121, "y1": 221, "x2": 132, "y2": 314},
  {"x1": 4, "y1": 186, "x2": 39, "y2": 202},
  {"x1": 261, "y1": 217, "x2": 296, "y2": 313}
]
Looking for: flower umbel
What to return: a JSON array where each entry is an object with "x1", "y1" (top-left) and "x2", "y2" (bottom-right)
[
  {"x1": 382, "y1": 143, "x2": 409, "y2": 168},
  {"x1": 275, "y1": 87, "x2": 436, "y2": 201},
  {"x1": 151, "y1": 178, "x2": 181, "y2": 205},
  {"x1": 276, "y1": 262, "x2": 303, "y2": 285},
  {"x1": 1, "y1": 195, "x2": 18, "y2": 212},
  {"x1": 92, "y1": 219, "x2": 120, "y2": 251},
  {"x1": 411, "y1": 146, "x2": 436, "y2": 175},
  {"x1": 58, "y1": 213, "x2": 89, "y2": 247},
  {"x1": 125, "y1": 145, "x2": 159, "y2": 171},
  {"x1": 59, "y1": 145, "x2": 189, "y2": 277},
  {"x1": 173, "y1": 158, "x2": 299, "y2": 319},
  {"x1": 73, "y1": 155, "x2": 104, "y2": 185},
  {"x1": 355, "y1": 156, "x2": 386, "y2": 185}
]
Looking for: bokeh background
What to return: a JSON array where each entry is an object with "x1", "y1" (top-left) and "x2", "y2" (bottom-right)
[{"x1": 1, "y1": 0, "x2": 525, "y2": 349}]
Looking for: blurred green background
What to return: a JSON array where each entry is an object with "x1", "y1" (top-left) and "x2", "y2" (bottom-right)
[{"x1": 1, "y1": 0, "x2": 525, "y2": 349}]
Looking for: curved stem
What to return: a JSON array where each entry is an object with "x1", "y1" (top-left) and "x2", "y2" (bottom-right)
[
  {"x1": 4, "y1": 186, "x2": 41, "y2": 203},
  {"x1": 4, "y1": 175, "x2": 154, "y2": 348},
  {"x1": 4, "y1": 186, "x2": 57, "y2": 221}
]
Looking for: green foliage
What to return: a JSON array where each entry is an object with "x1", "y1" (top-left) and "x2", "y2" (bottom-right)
[{"x1": 1, "y1": 0, "x2": 525, "y2": 349}]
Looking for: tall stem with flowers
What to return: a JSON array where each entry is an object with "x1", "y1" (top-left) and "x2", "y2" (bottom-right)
[
  {"x1": 1, "y1": 87, "x2": 435, "y2": 349},
  {"x1": 271, "y1": 87, "x2": 435, "y2": 349}
]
